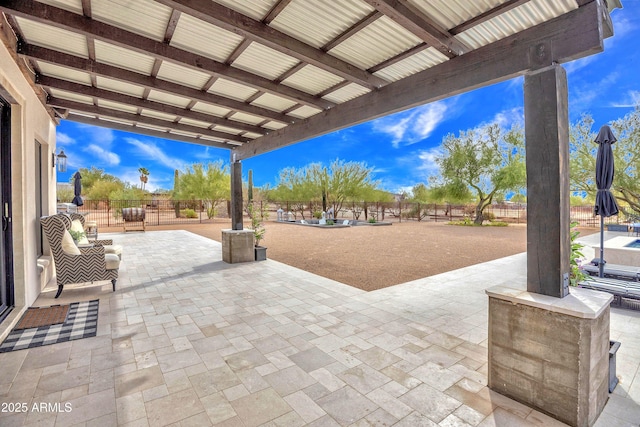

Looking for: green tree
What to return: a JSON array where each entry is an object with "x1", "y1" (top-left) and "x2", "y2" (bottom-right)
[
  {"x1": 430, "y1": 124, "x2": 526, "y2": 225},
  {"x1": 270, "y1": 160, "x2": 380, "y2": 219},
  {"x1": 138, "y1": 167, "x2": 150, "y2": 190},
  {"x1": 570, "y1": 108, "x2": 640, "y2": 217},
  {"x1": 72, "y1": 166, "x2": 122, "y2": 194},
  {"x1": 409, "y1": 183, "x2": 430, "y2": 203},
  {"x1": 86, "y1": 180, "x2": 124, "y2": 201},
  {"x1": 510, "y1": 193, "x2": 527, "y2": 204},
  {"x1": 173, "y1": 161, "x2": 230, "y2": 219},
  {"x1": 173, "y1": 169, "x2": 181, "y2": 218},
  {"x1": 270, "y1": 167, "x2": 316, "y2": 219},
  {"x1": 322, "y1": 159, "x2": 378, "y2": 217},
  {"x1": 247, "y1": 169, "x2": 254, "y2": 204}
]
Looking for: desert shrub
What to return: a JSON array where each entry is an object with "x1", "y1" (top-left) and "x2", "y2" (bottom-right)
[
  {"x1": 182, "y1": 208, "x2": 198, "y2": 218},
  {"x1": 483, "y1": 211, "x2": 496, "y2": 221}
]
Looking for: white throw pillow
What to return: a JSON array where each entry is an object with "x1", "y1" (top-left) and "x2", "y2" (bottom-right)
[
  {"x1": 61, "y1": 230, "x2": 81, "y2": 255},
  {"x1": 70, "y1": 219, "x2": 89, "y2": 244}
]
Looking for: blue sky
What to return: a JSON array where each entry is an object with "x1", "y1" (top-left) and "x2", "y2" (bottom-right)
[{"x1": 56, "y1": 4, "x2": 640, "y2": 194}]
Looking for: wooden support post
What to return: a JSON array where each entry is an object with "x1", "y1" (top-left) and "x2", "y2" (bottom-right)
[
  {"x1": 230, "y1": 157, "x2": 243, "y2": 230},
  {"x1": 524, "y1": 64, "x2": 570, "y2": 298}
]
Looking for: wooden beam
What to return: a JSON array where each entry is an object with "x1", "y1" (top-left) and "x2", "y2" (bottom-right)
[
  {"x1": 524, "y1": 65, "x2": 570, "y2": 297},
  {"x1": 322, "y1": 11, "x2": 383, "y2": 52},
  {"x1": 80, "y1": 0, "x2": 91, "y2": 18},
  {"x1": 49, "y1": 97, "x2": 252, "y2": 144},
  {"x1": 164, "y1": 9, "x2": 181, "y2": 43},
  {"x1": 450, "y1": 0, "x2": 532, "y2": 35},
  {"x1": 226, "y1": 39, "x2": 252, "y2": 65},
  {"x1": 367, "y1": 43, "x2": 429, "y2": 73},
  {"x1": 37, "y1": 75, "x2": 266, "y2": 134},
  {"x1": 0, "y1": 0, "x2": 333, "y2": 109},
  {"x1": 275, "y1": 62, "x2": 306, "y2": 84},
  {"x1": 0, "y1": 14, "x2": 53, "y2": 117},
  {"x1": 362, "y1": 0, "x2": 469, "y2": 57},
  {"x1": 67, "y1": 113, "x2": 233, "y2": 149},
  {"x1": 18, "y1": 44, "x2": 293, "y2": 123},
  {"x1": 154, "y1": 0, "x2": 388, "y2": 89},
  {"x1": 317, "y1": 80, "x2": 352, "y2": 98},
  {"x1": 234, "y1": 1, "x2": 604, "y2": 159},
  {"x1": 262, "y1": 0, "x2": 293, "y2": 24}
]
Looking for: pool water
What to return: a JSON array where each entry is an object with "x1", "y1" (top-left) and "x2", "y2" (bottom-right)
[{"x1": 624, "y1": 239, "x2": 640, "y2": 249}]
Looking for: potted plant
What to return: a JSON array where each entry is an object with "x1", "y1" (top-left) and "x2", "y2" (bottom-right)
[
  {"x1": 248, "y1": 201, "x2": 268, "y2": 261},
  {"x1": 69, "y1": 229, "x2": 86, "y2": 245}
]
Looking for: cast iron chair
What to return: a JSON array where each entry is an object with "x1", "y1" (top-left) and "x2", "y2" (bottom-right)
[{"x1": 40, "y1": 214, "x2": 120, "y2": 298}]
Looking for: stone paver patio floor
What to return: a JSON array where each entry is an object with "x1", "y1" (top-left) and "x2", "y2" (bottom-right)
[{"x1": 1, "y1": 230, "x2": 638, "y2": 426}]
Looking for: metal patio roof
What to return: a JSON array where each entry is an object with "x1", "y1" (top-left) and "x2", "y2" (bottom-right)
[{"x1": 0, "y1": 0, "x2": 621, "y2": 159}]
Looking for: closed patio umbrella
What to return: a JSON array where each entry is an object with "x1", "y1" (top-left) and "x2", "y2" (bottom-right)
[
  {"x1": 594, "y1": 125, "x2": 618, "y2": 277},
  {"x1": 71, "y1": 171, "x2": 83, "y2": 207}
]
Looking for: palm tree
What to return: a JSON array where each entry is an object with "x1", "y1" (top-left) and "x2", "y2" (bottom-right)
[{"x1": 138, "y1": 167, "x2": 150, "y2": 190}]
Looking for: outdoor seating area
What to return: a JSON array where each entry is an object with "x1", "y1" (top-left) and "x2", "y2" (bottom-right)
[
  {"x1": 1, "y1": 230, "x2": 638, "y2": 426},
  {"x1": 579, "y1": 276, "x2": 640, "y2": 306},
  {"x1": 40, "y1": 214, "x2": 120, "y2": 298}
]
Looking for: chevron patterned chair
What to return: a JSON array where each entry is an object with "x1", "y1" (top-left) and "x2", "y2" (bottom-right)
[
  {"x1": 69, "y1": 213, "x2": 123, "y2": 259},
  {"x1": 41, "y1": 214, "x2": 120, "y2": 298}
]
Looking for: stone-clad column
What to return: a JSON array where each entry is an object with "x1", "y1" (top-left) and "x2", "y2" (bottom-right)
[{"x1": 524, "y1": 64, "x2": 570, "y2": 298}]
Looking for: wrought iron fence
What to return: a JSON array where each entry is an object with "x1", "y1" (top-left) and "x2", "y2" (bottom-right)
[
  {"x1": 264, "y1": 200, "x2": 627, "y2": 227},
  {"x1": 64, "y1": 199, "x2": 230, "y2": 229},
  {"x1": 63, "y1": 198, "x2": 627, "y2": 229}
]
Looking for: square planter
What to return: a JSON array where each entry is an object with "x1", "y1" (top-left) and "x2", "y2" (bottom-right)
[
  {"x1": 610, "y1": 340, "x2": 621, "y2": 393},
  {"x1": 255, "y1": 246, "x2": 267, "y2": 261}
]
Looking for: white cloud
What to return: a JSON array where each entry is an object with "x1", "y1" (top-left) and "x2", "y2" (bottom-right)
[
  {"x1": 610, "y1": 90, "x2": 640, "y2": 108},
  {"x1": 126, "y1": 138, "x2": 187, "y2": 171},
  {"x1": 606, "y1": 14, "x2": 635, "y2": 47},
  {"x1": 564, "y1": 55, "x2": 598, "y2": 75},
  {"x1": 77, "y1": 124, "x2": 115, "y2": 147},
  {"x1": 56, "y1": 132, "x2": 75, "y2": 146},
  {"x1": 485, "y1": 107, "x2": 524, "y2": 129},
  {"x1": 84, "y1": 144, "x2": 120, "y2": 166},
  {"x1": 415, "y1": 147, "x2": 441, "y2": 174},
  {"x1": 372, "y1": 101, "x2": 448, "y2": 148},
  {"x1": 570, "y1": 71, "x2": 620, "y2": 113}
]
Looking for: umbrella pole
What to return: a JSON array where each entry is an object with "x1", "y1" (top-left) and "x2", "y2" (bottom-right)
[{"x1": 599, "y1": 215, "x2": 605, "y2": 278}]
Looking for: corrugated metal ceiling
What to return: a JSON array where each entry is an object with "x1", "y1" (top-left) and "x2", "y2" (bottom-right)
[{"x1": 0, "y1": 0, "x2": 620, "y2": 150}]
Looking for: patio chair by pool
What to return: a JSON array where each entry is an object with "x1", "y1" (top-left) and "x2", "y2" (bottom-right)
[{"x1": 40, "y1": 214, "x2": 120, "y2": 298}]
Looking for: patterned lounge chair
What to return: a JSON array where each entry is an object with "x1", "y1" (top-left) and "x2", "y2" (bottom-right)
[
  {"x1": 69, "y1": 213, "x2": 123, "y2": 259},
  {"x1": 40, "y1": 214, "x2": 120, "y2": 298}
]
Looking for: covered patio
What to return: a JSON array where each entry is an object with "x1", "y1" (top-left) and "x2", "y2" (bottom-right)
[
  {"x1": 0, "y1": 0, "x2": 631, "y2": 425},
  {"x1": 0, "y1": 230, "x2": 638, "y2": 425}
]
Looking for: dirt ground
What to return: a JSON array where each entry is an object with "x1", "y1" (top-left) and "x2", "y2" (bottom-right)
[{"x1": 103, "y1": 220, "x2": 597, "y2": 292}]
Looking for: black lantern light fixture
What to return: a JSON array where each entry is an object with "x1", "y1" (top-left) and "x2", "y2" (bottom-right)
[{"x1": 52, "y1": 150, "x2": 67, "y2": 172}]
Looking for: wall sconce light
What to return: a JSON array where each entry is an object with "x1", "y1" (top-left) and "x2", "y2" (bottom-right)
[{"x1": 52, "y1": 150, "x2": 67, "y2": 172}]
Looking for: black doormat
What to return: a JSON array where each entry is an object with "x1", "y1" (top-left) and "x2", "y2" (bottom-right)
[{"x1": 0, "y1": 300, "x2": 99, "y2": 352}]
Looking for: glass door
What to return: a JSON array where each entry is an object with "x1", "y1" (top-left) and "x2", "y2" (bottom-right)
[{"x1": 0, "y1": 97, "x2": 14, "y2": 323}]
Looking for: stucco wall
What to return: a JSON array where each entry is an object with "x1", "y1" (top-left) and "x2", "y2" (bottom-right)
[{"x1": 0, "y1": 37, "x2": 57, "y2": 339}]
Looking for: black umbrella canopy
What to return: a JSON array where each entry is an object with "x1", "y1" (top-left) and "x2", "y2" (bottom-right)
[
  {"x1": 71, "y1": 171, "x2": 83, "y2": 207},
  {"x1": 594, "y1": 125, "x2": 618, "y2": 218},
  {"x1": 594, "y1": 125, "x2": 618, "y2": 277}
]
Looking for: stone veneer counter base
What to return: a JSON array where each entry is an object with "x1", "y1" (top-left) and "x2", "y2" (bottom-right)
[{"x1": 486, "y1": 286, "x2": 612, "y2": 427}]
